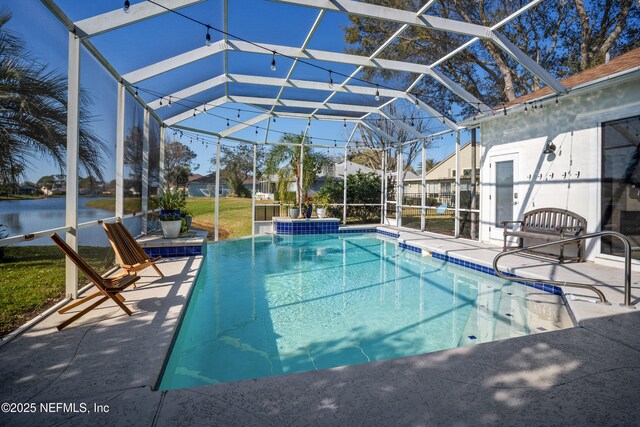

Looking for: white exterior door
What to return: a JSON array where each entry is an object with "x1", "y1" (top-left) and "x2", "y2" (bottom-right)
[{"x1": 490, "y1": 153, "x2": 519, "y2": 241}]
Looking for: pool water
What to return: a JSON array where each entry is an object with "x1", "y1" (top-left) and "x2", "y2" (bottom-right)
[{"x1": 159, "y1": 234, "x2": 570, "y2": 390}]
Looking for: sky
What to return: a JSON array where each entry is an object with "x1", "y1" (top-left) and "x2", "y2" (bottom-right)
[{"x1": 4, "y1": 0, "x2": 467, "y2": 183}]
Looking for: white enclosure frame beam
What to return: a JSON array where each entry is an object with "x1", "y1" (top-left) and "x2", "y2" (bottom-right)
[
  {"x1": 141, "y1": 109, "x2": 150, "y2": 234},
  {"x1": 489, "y1": 31, "x2": 565, "y2": 93},
  {"x1": 122, "y1": 40, "x2": 226, "y2": 84},
  {"x1": 396, "y1": 145, "x2": 403, "y2": 227},
  {"x1": 274, "y1": 0, "x2": 491, "y2": 39},
  {"x1": 65, "y1": 31, "x2": 80, "y2": 299},
  {"x1": 159, "y1": 125, "x2": 166, "y2": 189},
  {"x1": 343, "y1": 125, "x2": 359, "y2": 224},
  {"x1": 148, "y1": 74, "x2": 226, "y2": 110},
  {"x1": 381, "y1": 141, "x2": 386, "y2": 224},
  {"x1": 420, "y1": 138, "x2": 426, "y2": 232},
  {"x1": 214, "y1": 139, "x2": 221, "y2": 241},
  {"x1": 116, "y1": 82, "x2": 126, "y2": 219},
  {"x1": 219, "y1": 113, "x2": 270, "y2": 138},
  {"x1": 74, "y1": 0, "x2": 204, "y2": 38},
  {"x1": 164, "y1": 96, "x2": 228, "y2": 126},
  {"x1": 454, "y1": 131, "x2": 461, "y2": 238}
]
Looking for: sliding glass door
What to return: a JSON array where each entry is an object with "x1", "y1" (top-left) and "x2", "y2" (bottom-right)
[{"x1": 601, "y1": 116, "x2": 640, "y2": 260}]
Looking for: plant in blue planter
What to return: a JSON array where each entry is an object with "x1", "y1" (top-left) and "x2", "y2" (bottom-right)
[
  {"x1": 301, "y1": 195, "x2": 313, "y2": 218},
  {"x1": 152, "y1": 188, "x2": 187, "y2": 238}
]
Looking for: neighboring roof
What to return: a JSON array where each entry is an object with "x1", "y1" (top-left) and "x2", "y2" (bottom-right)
[
  {"x1": 404, "y1": 141, "x2": 474, "y2": 182},
  {"x1": 187, "y1": 174, "x2": 203, "y2": 183},
  {"x1": 333, "y1": 161, "x2": 377, "y2": 176},
  {"x1": 504, "y1": 47, "x2": 640, "y2": 107},
  {"x1": 188, "y1": 174, "x2": 217, "y2": 184}
]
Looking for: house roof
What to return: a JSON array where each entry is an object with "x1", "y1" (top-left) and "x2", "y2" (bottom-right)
[
  {"x1": 504, "y1": 47, "x2": 640, "y2": 107},
  {"x1": 404, "y1": 141, "x2": 474, "y2": 182},
  {"x1": 187, "y1": 174, "x2": 204, "y2": 183},
  {"x1": 188, "y1": 174, "x2": 217, "y2": 184}
]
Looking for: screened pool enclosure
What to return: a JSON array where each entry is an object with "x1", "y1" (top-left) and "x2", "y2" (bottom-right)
[{"x1": 0, "y1": 0, "x2": 572, "y2": 303}]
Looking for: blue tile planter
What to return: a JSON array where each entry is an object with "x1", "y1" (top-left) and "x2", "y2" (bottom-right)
[
  {"x1": 136, "y1": 230, "x2": 207, "y2": 258},
  {"x1": 274, "y1": 218, "x2": 340, "y2": 235}
]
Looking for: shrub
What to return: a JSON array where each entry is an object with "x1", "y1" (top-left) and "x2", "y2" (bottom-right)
[{"x1": 315, "y1": 172, "x2": 381, "y2": 222}]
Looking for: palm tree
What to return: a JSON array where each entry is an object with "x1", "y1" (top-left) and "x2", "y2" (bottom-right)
[
  {"x1": 416, "y1": 158, "x2": 437, "y2": 173},
  {"x1": 0, "y1": 9, "x2": 106, "y2": 186},
  {"x1": 265, "y1": 133, "x2": 331, "y2": 204}
]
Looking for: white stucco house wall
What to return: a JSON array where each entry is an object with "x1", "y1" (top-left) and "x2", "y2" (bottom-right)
[{"x1": 466, "y1": 48, "x2": 640, "y2": 265}]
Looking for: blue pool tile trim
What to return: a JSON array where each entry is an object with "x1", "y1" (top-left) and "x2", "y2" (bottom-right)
[
  {"x1": 276, "y1": 220, "x2": 340, "y2": 235},
  {"x1": 431, "y1": 251, "x2": 563, "y2": 295},
  {"x1": 376, "y1": 229, "x2": 400, "y2": 238},
  {"x1": 338, "y1": 228, "x2": 377, "y2": 234},
  {"x1": 399, "y1": 242, "x2": 422, "y2": 253},
  {"x1": 143, "y1": 245, "x2": 203, "y2": 258}
]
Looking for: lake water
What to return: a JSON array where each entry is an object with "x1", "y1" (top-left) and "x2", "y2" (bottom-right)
[{"x1": 0, "y1": 197, "x2": 139, "y2": 246}]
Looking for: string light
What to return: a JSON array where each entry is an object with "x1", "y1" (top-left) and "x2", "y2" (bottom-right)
[
  {"x1": 226, "y1": 118, "x2": 229, "y2": 127},
  {"x1": 375, "y1": 85, "x2": 380, "y2": 101},
  {"x1": 237, "y1": 109, "x2": 240, "y2": 119},
  {"x1": 123, "y1": 0, "x2": 130, "y2": 13},
  {"x1": 415, "y1": 96, "x2": 419, "y2": 107},
  {"x1": 272, "y1": 116, "x2": 276, "y2": 123},
  {"x1": 328, "y1": 70, "x2": 333, "y2": 87},
  {"x1": 168, "y1": 96, "x2": 172, "y2": 107},
  {"x1": 271, "y1": 51, "x2": 276, "y2": 71},
  {"x1": 555, "y1": 95, "x2": 559, "y2": 105},
  {"x1": 343, "y1": 118, "x2": 346, "y2": 128},
  {"x1": 503, "y1": 106, "x2": 507, "y2": 115},
  {"x1": 205, "y1": 27, "x2": 212, "y2": 46},
  {"x1": 193, "y1": 109, "x2": 196, "y2": 117},
  {"x1": 524, "y1": 103, "x2": 528, "y2": 114},
  {"x1": 159, "y1": 98, "x2": 163, "y2": 106}
]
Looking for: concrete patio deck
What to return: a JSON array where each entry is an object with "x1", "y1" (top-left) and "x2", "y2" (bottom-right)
[{"x1": 0, "y1": 231, "x2": 639, "y2": 426}]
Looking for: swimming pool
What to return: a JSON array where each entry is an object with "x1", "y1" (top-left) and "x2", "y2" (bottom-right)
[{"x1": 159, "y1": 233, "x2": 570, "y2": 390}]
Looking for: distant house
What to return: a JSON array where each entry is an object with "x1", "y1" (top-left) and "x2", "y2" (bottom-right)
[
  {"x1": 404, "y1": 142, "x2": 480, "y2": 196},
  {"x1": 187, "y1": 174, "x2": 230, "y2": 197},
  {"x1": 18, "y1": 184, "x2": 38, "y2": 196}
]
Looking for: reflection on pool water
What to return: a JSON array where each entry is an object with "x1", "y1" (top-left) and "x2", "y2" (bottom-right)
[{"x1": 160, "y1": 234, "x2": 571, "y2": 390}]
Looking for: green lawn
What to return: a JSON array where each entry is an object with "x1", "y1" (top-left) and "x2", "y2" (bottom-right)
[
  {"x1": 0, "y1": 245, "x2": 115, "y2": 336},
  {"x1": 85, "y1": 197, "x2": 142, "y2": 214},
  {"x1": 86, "y1": 197, "x2": 255, "y2": 240},
  {"x1": 187, "y1": 197, "x2": 254, "y2": 240}
]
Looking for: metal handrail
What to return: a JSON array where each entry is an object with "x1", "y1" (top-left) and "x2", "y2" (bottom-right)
[{"x1": 493, "y1": 231, "x2": 634, "y2": 307}]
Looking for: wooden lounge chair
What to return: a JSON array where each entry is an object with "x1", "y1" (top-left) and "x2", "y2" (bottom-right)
[
  {"x1": 50, "y1": 233, "x2": 140, "y2": 331},
  {"x1": 102, "y1": 220, "x2": 164, "y2": 279}
]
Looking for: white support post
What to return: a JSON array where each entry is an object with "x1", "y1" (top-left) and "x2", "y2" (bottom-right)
[
  {"x1": 470, "y1": 128, "x2": 478, "y2": 240},
  {"x1": 420, "y1": 138, "x2": 426, "y2": 232},
  {"x1": 214, "y1": 138, "x2": 221, "y2": 242},
  {"x1": 159, "y1": 125, "x2": 166, "y2": 189},
  {"x1": 252, "y1": 144, "x2": 257, "y2": 234},
  {"x1": 343, "y1": 145, "x2": 348, "y2": 224},
  {"x1": 115, "y1": 82, "x2": 125, "y2": 219},
  {"x1": 299, "y1": 139, "x2": 305, "y2": 214},
  {"x1": 397, "y1": 145, "x2": 403, "y2": 228},
  {"x1": 298, "y1": 123, "x2": 310, "y2": 214},
  {"x1": 65, "y1": 31, "x2": 80, "y2": 299},
  {"x1": 141, "y1": 109, "x2": 150, "y2": 234},
  {"x1": 380, "y1": 142, "x2": 386, "y2": 224},
  {"x1": 454, "y1": 131, "x2": 461, "y2": 238}
]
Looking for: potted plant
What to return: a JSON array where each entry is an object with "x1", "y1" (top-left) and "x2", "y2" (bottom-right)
[
  {"x1": 301, "y1": 195, "x2": 313, "y2": 218},
  {"x1": 159, "y1": 212, "x2": 182, "y2": 238},
  {"x1": 152, "y1": 188, "x2": 187, "y2": 238},
  {"x1": 314, "y1": 193, "x2": 330, "y2": 218}
]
